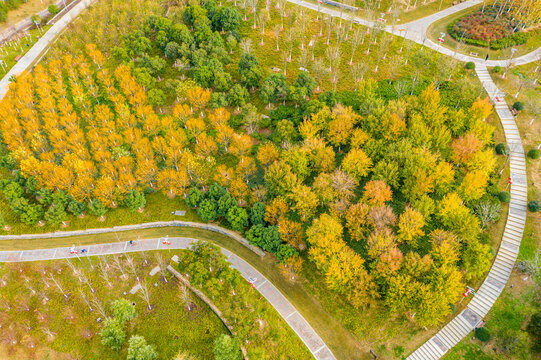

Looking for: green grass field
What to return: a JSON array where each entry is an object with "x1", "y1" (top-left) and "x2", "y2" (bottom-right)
[
  {"x1": 427, "y1": 5, "x2": 541, "y2": 60},
  {"x1": 0, "y1": 25, "x2": 51, "y2": 78},
  {"x1": 0, "y1": 250, "x2": 229, "y2": 359}
]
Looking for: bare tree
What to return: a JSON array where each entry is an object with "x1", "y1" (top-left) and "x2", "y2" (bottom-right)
[
  {"x1": 332, "y1": 68, "x2": 341, "y2": 93},
  {"x1": 65, "y1": 259, "x2": 82, "y2": 282},
  {"x1": 177, "y1": 282, "x2": 193, "y2": 311},
  {"x1": 112, "y1": 254, "x2": 126, "y2": 277},
  {"x1": 23, "y1": 277, "x2": 36, "y2": 296},
  {"x1": 91, "y1": 295, "x2": 107, "y2": 318},
  {"x1": 349, "y1": 27, "x2": 364, "y2": 65},
  {"x1": 274, "y1": 24, "x2": 281, "y2": 51},
  {"x1": 79, "y1": 271, "x2": 95, "y2": 293},
  {"x1": 281, "y1": 50, "x2": 289, "y2": 76},
  {"x1": 259, "y1": 9, "x2": 269, "y2": 44},
  {"x1": 299, "y1": 48, "x2": 309, "y2": 70},
  {"x1": 312, "y1": 57, "x2": 327, "y2": 92},
  {"x1": 326, "y1": 15, "x2": 332, "y2": 45},
  {"x1": 374, "y1": 35, "x2": 390, "y2": 72},
  {"x1": 250, "y1": 0, "x2": 259, "y2": 28},
  {"x1": 387, "y1": 55, "x2": 402, "y2": 85},
  {"x1": 286, "y1": 27, "x2": 297, "y2": 60},
  {"x1": 98, "y1": 257, "x2": 112, "y2": 287},
  {"x1": 41, "y1": 326, "x2": 56, "y2": 342},
  {"x1": 277, "y1": 0, "x2": 286, "y2": 29},
  {"x1": 298, "y1": 12, "x2": 308, "y2": 49},
  {"x1": 475, "y1": 200, "x2": 501, "y2": 229},
  {"x1": 394, "y1": 79, "x2": 408, "y2": 99},
  {"x1": 125, "y1": 254, "x2": 139, "y2": 282},
  {"x1": 155, "y1": 253, "x2": 169, "y2": 283},
  {"x1": 78, "y1": 288, "x2": 93, "y2": 312},
  {"x1": 48, "y1": 274, "x2": 68, "y2": 298},
  {"x1": 138, "y1": 281, "x2": 152, "y2": 310},
  {"x1": 240, "y1": 38, "x2": 252, "y2": 54}
]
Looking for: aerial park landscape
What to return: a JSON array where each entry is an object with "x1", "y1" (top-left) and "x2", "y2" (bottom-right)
[{"x1": 0, "y1": 0, "x2": 539, "y2": 359}]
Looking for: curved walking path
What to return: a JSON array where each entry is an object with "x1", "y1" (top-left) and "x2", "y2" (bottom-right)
[
  {"x1": 291, "y1": 0, "x2": 541, "y2": 66},
  {"x1": 1, "y1": 0, "x2": 540, "y2": 102},
  {"x1": 0, "y1": 223, "x2": 336, "y2": 360},
  {"x1": 0, "y1": 0, "x2": 532, "y2": 359},
  {"x1": 406, "y1": 65, "x2": 527, "y2": 360}
]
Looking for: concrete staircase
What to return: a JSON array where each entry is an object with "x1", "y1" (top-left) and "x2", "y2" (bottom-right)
[{"x1": 407, "y1": 64, "x2": 527, "y2": 360}]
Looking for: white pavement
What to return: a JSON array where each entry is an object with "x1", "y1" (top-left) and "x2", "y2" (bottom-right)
[
  {"x1": 289, "y1": 0, "x2": 541, "y2": 66},
  {"x1": 0, "y1": 236, "x2": 336, "y2": 360},
  {"x1": 0, "y1": 0, "x2": 96, "y2": 99},
  {"x1": 407, "y1": 65, "x2": 527, "y2": 360}
]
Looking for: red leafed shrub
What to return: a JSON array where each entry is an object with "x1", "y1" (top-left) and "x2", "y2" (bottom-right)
[{"x1": 450, "y1": 8, "x2": 515, "y2": 42}]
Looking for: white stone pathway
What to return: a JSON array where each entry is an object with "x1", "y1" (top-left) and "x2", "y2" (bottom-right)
[
  {"x1": 0, "y1": 236, "x2": 336, "y2": 360},
  {"x1": 406, "y1": 65, "x2": 527, "y2": 360},
  {"x1": 0, "y1": 0, "x2": 533, "y2": 358},
  {"x1": 290, "y1": 0, "x2": 541, "y2": 66},
  {"x1": 0, "y1": 0, "x2": 96, "y2": 99}
]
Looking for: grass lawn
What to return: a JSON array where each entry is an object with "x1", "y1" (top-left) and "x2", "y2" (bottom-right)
[
  {"x1": 442, "y1": 63, "x2": 541, "y2": 360},
  {"x1": 310, "y1": 0, "x2": 458, "y2": 24},
  {"x1": 227, "y1": 0, "x2": 470, "y2": 96},
  {"x1": 0, "y1": 0, "x2": 57, "y2": 31},
  {"x1": 0, "y1": 250, "x2": 229, "y2": 359},
  {"x1": 427, "y1": 4, "x2": 541, "y2": 61},
  {"x1": 0, "y1": 25, "x2": 52, "y2": 78},
  {"x1": 0, "y1": 226, "x2": 365, "y2": 359},
  {"x1": 490, "y1": 66, "x2": 541, "y2": 258},
  {"x1": 0, "y1": 191, "x2": 200, "y2": 235}
]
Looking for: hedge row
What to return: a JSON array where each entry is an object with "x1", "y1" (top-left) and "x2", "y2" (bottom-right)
[{"x1": 447, "y1": 18, "x2": 531, "y2": 50}]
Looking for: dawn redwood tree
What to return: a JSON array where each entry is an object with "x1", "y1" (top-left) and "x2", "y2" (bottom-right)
[
  {"x1": 239, "y1": 52, "x2": 263, "y2": 90},
  {"x1": 227, "y1": 206, "x2": 249, "y2": 232},
  {"x1": 227, "y1": 84, "x2": 249, "y2": 111}
]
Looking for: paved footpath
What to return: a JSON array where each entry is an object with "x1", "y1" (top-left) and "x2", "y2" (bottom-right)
[
  {"x1": 0, "y1": 0, "x2": 533, "y2": 358},
  {"x1": 0, "y1": 0, "x2": 96, "y2": 99},
  {"x1": 406, "y1": 65, "x2": 527, "y2": 360},
  {"x1": 290, "y1": 0, "x2": 541, "y2": 66},
  {"x1": 0, "y1": 236, "x2": 336, "y2": 360}
]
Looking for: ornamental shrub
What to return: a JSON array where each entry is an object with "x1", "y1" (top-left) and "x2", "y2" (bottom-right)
[
  {"x1": 495, "y1": 143, "x2": 509, "y2": 155},
  {"x1": 48, "y1": 4, "x2": 59, "y2": 15},
  {"x1": 497, "y1": 191, "x2": 511, "y2": 203},
  {"x1": 528, "y1": 200, "x2": 540, "y2": 213},
  {"x1": 512, "y1": 101, "x2": 525, "y2": 111},
  {"x1": 528, "y1": 149, "x2": 540, "y2": 159},
  {"x1": 475, "y1": 327, "x2": 491, "y2": 342},
  {"x1": 492, "y1": 66, "x2": 502, "y2": 73},
  {"x1": 465, "y1": 62, "x2": 475, "y2": 70}
]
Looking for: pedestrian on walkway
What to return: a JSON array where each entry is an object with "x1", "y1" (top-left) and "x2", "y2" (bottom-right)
[
  {"x1": 485, "y1": 54, "x2": 489, "y2": 61},
  {"x1": 129, "y1": 240, "x2": 133, "y2": 246}
]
